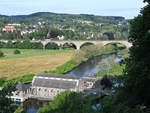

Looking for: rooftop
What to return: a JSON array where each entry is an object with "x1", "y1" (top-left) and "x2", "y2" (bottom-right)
[
  {"x1": 32, "y1": 78, "x2": 77, "y2": 89},
  {"x1": 37, "y1": 73, "x2": 80, "y2": 80},
  {"x1": 16, "y1": 82, "x2": 31, "y2": 91},
  {"x1": 32, "y1": 73, "x2": 80, "y2": 89}
]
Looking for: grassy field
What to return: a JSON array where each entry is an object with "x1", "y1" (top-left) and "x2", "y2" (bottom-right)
[{"x1": 0, "y1": 49, "x2": 74, "y2": 79}]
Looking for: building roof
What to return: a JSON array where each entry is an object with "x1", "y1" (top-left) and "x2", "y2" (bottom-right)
[
  {"x1": 32, "y1": 73, "x2": 81, "y2": 89},
  {"x1": 37, "y1": 73, "x2": 80, "y2": 80},
  {"x1": 32, "y1": 78, "x2": 77, "y2": 89},
  {"x1": 16, "y1": 82, "x2": 31, "y2": 91}
]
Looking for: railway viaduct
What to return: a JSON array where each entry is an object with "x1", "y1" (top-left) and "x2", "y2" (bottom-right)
[{"x1": 0, "y1": 40, "x2": 132, "y2": 50}]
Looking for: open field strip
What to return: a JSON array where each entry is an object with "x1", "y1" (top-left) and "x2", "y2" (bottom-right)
[{"x1": 0, "y1": 49, "x2": 74, "y2": 79}]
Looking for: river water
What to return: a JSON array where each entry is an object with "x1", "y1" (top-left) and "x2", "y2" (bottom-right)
[{"x1": 23, "y1": 54, "x2": 121, "y2": 113}]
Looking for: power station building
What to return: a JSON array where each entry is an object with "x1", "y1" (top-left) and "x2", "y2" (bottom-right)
[{"x1": 10, "y1": 73, "x2": 99, "y2": 102}]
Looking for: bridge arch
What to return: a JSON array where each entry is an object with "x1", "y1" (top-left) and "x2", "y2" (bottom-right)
[
  {"x1": 104, "y1": 42, "x2": 127, "y2": 50},
  {"x1": 62, "y1": 42, "x2": 77, "y2": 49},
  {"x1": 45, "y1": 42, "x2": 59, "y2": 49},
  {"x1": 80, "y1": 42, "x2": 94, "y2": 49}
]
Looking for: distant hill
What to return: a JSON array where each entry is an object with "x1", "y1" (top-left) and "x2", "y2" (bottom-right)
[{"x1": 0, "y1": 12, "x2": 125, "y2": 24}]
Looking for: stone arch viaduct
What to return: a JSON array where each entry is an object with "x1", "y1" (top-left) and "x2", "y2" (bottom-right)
[{"x1": 0, "y1": 40, "x2": 132, "y2": 50}]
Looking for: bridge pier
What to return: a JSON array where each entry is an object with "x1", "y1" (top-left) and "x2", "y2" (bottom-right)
[{"x1": 76, "y1": 45, "x2": 80, "y2": 50}]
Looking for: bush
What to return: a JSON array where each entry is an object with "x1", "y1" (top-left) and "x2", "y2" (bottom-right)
[
  {"x1": 14, "y1": 107, "x2": 25, "y2": 113},
  {"x1": 62, "y1": 43, "x2": 76, "y2": 49},
  {"x1": 14, "y1": 50, "x2": 21, "y2": 54},
  {"x1": 45, "y1": 42, "x2": 59, "y2": 49},
  {"x1": 47, "y1": 60, "x2": 78, "y2": 74},
  {"x1": 0, "y1": 78, "x2": 5, "y2": 86},
  {"x1": 0, "y1": 50, "x2": 4, "y2": 57},
  {"x1": 1, "y1": 74, "x2": 35, "y2": 87},
  {"x1": 72, "y1": 44, "x2": 104, "y2": 64},
  {"x1": 38, "y1": 90, "x2": 94, "y2": 113}
]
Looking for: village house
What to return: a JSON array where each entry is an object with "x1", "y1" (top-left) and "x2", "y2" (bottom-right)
[
  {"x1": 2, "y1": 26, "x2": 15, "y2": 32},
  {"x1": 57, "y1": 35, "x2": 64, "y2": 40}
]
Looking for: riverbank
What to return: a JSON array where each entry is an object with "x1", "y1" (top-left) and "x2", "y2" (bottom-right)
[
  {"x1": 0, "y1": 43, "x2": 126, "y2": 87},
  {"x1": 96, "y1": 65, "x2": 125, "y2": 76}
]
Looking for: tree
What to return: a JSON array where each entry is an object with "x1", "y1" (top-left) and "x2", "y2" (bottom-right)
[
  {"x1": 0, "y1": 50, "x2": 4, "y2": 57},
  {"x1": 14, "y1": 50, "x2": 21, "y2": 54},
  {"x1": 62, "y1": 43, "x2": 76, "y2": 49},
  {"x1": 14, "y1": 107, "x2": 25, "y2": 113},
  {"x1": 121, "y1": 2, "x2": 150, "y2": 107},
  {"x1": 98, "y1": 56, "x2": 118, "y2": 73},
  {"x1": 38, "y1": 90, "x2": 94, "y2": 113},
  {"x1": 45, "y1": 42, "x2": 59, "y2": 49},
  {"x1": 99, "y1": 1, "x2": 150, "y2": 113},
  {"x1": 0, "y1": 83, "x2": 16, "y2": 113},
  {"x1": 144, "y1": 0, "x2": 150, "y2": 4}
]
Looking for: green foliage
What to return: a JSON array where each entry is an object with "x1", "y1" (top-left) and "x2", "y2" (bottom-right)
[
  {"x1": 14, "y1": 49, "x2": 21, "y2": 54},
  {"x1": 38, "y1": 90, "x2": 94, "y2": 113},
  {"x1": 62, "y1": 43, "x2": 76, "y2": 50},
  {"x1": 0, "y1": 50, "x2": 4, "y2": 57},
  {"x1": 47, "y1": 60, "x2": 78, "y2": 74},
  {"x1": 98, "y1": 56, "x2": 118, "y2": 73},
  {"x1": 18, "y1": 40, "x2": 43, "y2": 49},
  {"x1": 99, "y1": 2, "x2": 150, "y2": 113},
  {"x1": 96, "y1": 56, "x2": 125, "y2": 76},
  {"x1": 17, "y1": 74, "x2": 35, "y2": 83},
  {"x1": 80, "y1": 42, "x2": 94, "y2": 48},
  {"x1": 0, "y1": 74, "x2": 35, "y2": 87},
  {"x1": 0, "y1": 12, "x2": 129, "y2": 41},
  {"x1": 47, "y1": 44, "x2": 120, "y2": 75},
  {"x1": 0, "y1": 40, "x2": 43, "y2": 49},
  {"x1": 105, "y1": 42, "x2": 126, "y2": 51},
  {"x1": 121, "y1": 4, "x2": 150, "y2": 107},
  {"x1": 14, "y1": 107, "x2": 25, "y2": 113},
  {"x1": 0, "y1": 12, "x2": 125, "y2": 24},
  {"x1": 0, "y1": 78, "x2": 5, "y2": 86},
  {"x1": 72, "y1": 44, "x2": 105, "y2": 64},
  {"x1": 108, "y1": 65, "x2": 125, "y2": 75},
  {"x1": 45, "y1": 43, "x2": 59, "y2": 49},
  {"x1": 0, "y1": 83, "x2": 17, "y2": 113},
  {"x1": 100, "y1": 95, "x2": 145, "y2": 113}
]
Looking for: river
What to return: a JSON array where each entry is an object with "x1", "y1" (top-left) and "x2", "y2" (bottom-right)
[{"x1": 23, "y1": 54, "x2": 121, "y2": 113}]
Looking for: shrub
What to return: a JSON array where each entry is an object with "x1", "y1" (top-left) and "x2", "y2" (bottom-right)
[
  {"x1": 47, "y1": 60, "x2": 78, "y2": 74},
  {"x1": 45, "y1": 42, "x2": 59, "y2": 49},
  {"x1": 0, "y1": 78, "x2": 5, "y2": 86},
  {"x1": 62, "y1": 43, "x2": 76, "y2": 49},
  {"x1": 72, "y1": 44, "x2": 104, "y2": 64},
  {"x1": 14, "y1": 50, "x2": 21, "y2": 54},
  {"x1": 0, "y1": 50, "x2": 4, "y2": 57}
]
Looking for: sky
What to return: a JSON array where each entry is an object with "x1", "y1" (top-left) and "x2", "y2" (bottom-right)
[{"x1": 0, "y1": 0, "x2": 147, "y2": 19}]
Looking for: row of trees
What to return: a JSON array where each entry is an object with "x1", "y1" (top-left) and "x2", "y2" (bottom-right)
[{"x1": 0, "y1": 41, "x2": 43, "y2": 49}]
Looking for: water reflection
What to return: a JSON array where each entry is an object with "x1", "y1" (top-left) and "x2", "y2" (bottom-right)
[
  {"x1": 23, "y1": 99, "x2": 49, "y2": 113},
  {"x1": 67, "y1": 54, "x2": 121, "y2": 77}
]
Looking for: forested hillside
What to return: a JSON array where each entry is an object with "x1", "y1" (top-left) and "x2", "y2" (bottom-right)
[{"x1": 0, "y1": 12, "x2": 129, "y2": 40}]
